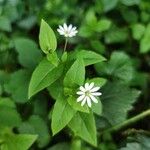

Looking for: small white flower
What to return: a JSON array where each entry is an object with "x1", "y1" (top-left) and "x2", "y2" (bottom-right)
[
  {"x1": 76, "y1": 82, "x2": 102, "y2": 108},
  {"x1": 57, "y1": 23, "x2": 78, "y2": 37}
]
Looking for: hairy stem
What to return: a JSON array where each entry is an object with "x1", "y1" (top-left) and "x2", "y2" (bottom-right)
[{"x1": 102, "y1": 109, "x2": 150, "y2": 134}]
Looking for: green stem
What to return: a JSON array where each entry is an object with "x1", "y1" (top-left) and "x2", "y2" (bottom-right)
[
  {"x1": 64, "y1": 38, "x2": 68, "y2": 52},
  {"x1": 102, "y1": 109, "x2": 150, "y2": 134}
]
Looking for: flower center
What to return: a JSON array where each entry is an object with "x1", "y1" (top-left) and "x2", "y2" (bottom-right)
[{"x1": 85, "y1": 91, "x2": 90, "y2": 97}]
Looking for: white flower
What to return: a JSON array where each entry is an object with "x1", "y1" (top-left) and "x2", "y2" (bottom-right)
[
  {"x1": 57, "y1": 23, "x2": 78, "y2": 37},
  {"x1": 76, "y1": 82, "x2": 102, "y2": 108}
]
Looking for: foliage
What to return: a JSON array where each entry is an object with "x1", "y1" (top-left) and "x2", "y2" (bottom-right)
[{"x1": 0, "y1": 0, "x2": 149, "y2": 150}]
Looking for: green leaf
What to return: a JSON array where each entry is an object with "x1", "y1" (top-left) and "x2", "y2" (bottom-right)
[
  {"x1": 63, "y1": 58, "x2": 85, "y2": 88},
  {"x1": 4, "y1": 70, "x2": 31, "y2": 103},
  {"x1": 85, "y1": 10, "x2": 97, "y2": 26},
  {"x1": 1, "y1": 132, "x2": 37, "y2": 150},
  {"x1": 101, "y1": 0, "x2": 118, "y2": 12},
  {"x1": 51, "y1": 95, "x2": 76, "y2": 135},
  {"x1": 67, "y1": 96, "x2": 89, "y2": 113},
  {"x1": 132, "y1": 24, "x2": 145, "y2": 40},
  {"x1": 28, "y1": 58, "x2": 63, "y2": 98},
  {"x1": 69, "y1": 112, "x2": 97, "y2": 146},
  {"x1": 47, "y1": 143, "x2": 70, "y2": 150},
  {"x1": 61, "y1": 52, "x2": 68, "y2": 62},
  {"x1": 47, "y1": 79, "x2": 63, "y2": 99},
  {"x1": 39, "y1": 19, "x2": 57, "y2": 54},
  {"x1": 47, "y1": 52, "x2": 59, "y2": 67},
  {"x1": 0, "y1": 16, "x2": 11, "y2": 32},
  {"x1": 101, "y1": 81, "x2": 140, "y2": 125},
  {"x1": 87, "y1": 77, "x2": 107, "y2": 87},
  {"x1": 95, "y1": 51, "x2": 134, "y2": 83},
  {"x1": 0, "y1": 98, "x2": 21, "y2": 127},
  {"x1": 140, "y1": 24, "x2": 150, "y2": 53},
  {"x1": 18, "y1": 115, "x2": 50, "y2": 148},
  {"x1": 96, "y1": 19, "x2": 111, "y2": 32},
  {"x1": 91, "y1": 98, "x2": 103, "y2": 116},
  {"x1": 70, "y1": 50, "x2": 106, "y2": 66},
  {"x1": 121, "y1": 0, "x2": 140, "y2": 6},
  {"x1": 105, "y1": 26, "x2": 128, "y2": 43},
  {"x1": 14, "y1": 38, "x2": 42, "y2": 69}
]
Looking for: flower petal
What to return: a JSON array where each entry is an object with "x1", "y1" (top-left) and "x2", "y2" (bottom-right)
[
  {"x1": 79, "y1": 86, "x2": 86, "y2": 92},
  {"x1": 86, "y1": 96, "x2": 92, "y2": 107},
  {"x1": 90, "y1": 86, "x2": 100, "y2": 92},
  {"x1": 81, "y1": 96, "x2": 87, "y2": 106},
  {"x1": 91, "y1": 92, "x2": 102, "y2": 96},
  {"x1": 88, "y1": 82, "x2": 94, "y2": 90},
  {"x1": 68, "y1": 24, "x2": 72, "y2": 32},
  {"x1": 58, "y1": 25, "x2": 64, "y2": 31},
  {"x1": 89, "y1": 94, "x2": 98, "y2": 103},
  {"x1": 77, "y1": 95, "x2": 85, "y2": 102},
  {"x1": 63, "y1": 23, "x2": 68, "y2": 31},
  {"x1": 76, "y1": 91, "x2": 84, "y2": 95},
  {"x1": 85, "y1": 83, "x2": 89, "y2": 90}
]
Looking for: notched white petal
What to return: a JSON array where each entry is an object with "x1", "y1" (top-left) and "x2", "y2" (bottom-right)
[
  {"x1": 77, "y1": 95, "x2": 85, "y2": 102},
  {"x1": 89, "y1": 94, "x2": 98, "y2": 103},
  {"x1": 90, "y1": 86, "x2": 100, "y2": 92},
  {"x1": 85, "y1": 83, "x2": 89, "y2": 90},
  {"x1": 91, "y1": 92, "x2": 102, "y2": 96},
  {"x1": 79, "y1": 86, "x2": 86, "y2": 92},
  {"x1": 86, "y1": 97, "x2": 92, "y2": 107},
  {"x1": 76, "y1": 91, "x2": 84, "y2": 95},
  {"x1": 81, "y1": 97, "x2": 87, "y2": 106}
]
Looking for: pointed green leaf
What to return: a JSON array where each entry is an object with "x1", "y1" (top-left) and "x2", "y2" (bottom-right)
[
  {"x1": 70, "y1": 50, "x2": 106, "y2": 66},
  {"x1": 39, "y1": 19, "x2": 57, "y2": 54},
  {"x1": 64, "y1": 58, "x2": 85, "y2": 88},
  {"x1": 69, "y1": 112, "x2": 97, "y2": 146},
  {"x1": 28, "y1": 59, "x2": 63, "y2": 98},
  {"x1": 51, "y1": 95, "x2": 76, "y2": 135}
]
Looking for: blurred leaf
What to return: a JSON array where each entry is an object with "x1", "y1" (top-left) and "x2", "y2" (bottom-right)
[
  {"x1": 140, "y1": 24, "x2": 150, "y2": 53},
  {"x1": 18, "y1": 16, "x2": 37, "y2": 30},
  {"x1": 101, "y1": 81, "x2": 140, "y2": 125},
  {"x1": 4, "y1": 70, "x2": 31, "y2": 103},
  {"x1": 39, "y1": 19, "x2": 57, "y2": 54},
  {"x1": 0, "y1": 97, "x2": 21, "y2": 127},
  {"x1": 132, "y1": 24, "x2": 145, "y2": 40},
  {"x1": 121, "y1": 9, "x2": 138, "y2": 23},
  {"x1": 51, "y1": 94, "x2": 76, "y2": 135},
  {"x1": 28, "y1": 59, "x2": 64, "y2": 98},
  {"x1": 101, "y1": 0, "x2": 118, "y2": 12},
  {"x1": 47, "y1": 142, "x2": 70, "y2": 150},
  {"x1": 0, "y1": 16, "x2": 11, "y2": 32},
  {"x1": 1, "y1": 132, "x2": 37, "y2": 150},
  {"x1": 96, "y1": 19, "x2": 111, "y2": 32},
  {"x1": 14, "y1": 38, "x2": 42, "y2": 69},
  {"x1": 69, "y1": 112, "x2": 97, "y2": 146},
  {"x1": 105, "y1": 27, "x2": 128, "y2": 43},
  {"x1": 95, "y1": 52, "x2": 134, "y2": 83},
  {"x1": 90, "y1": 40, "x2": 105, "y2": 54},
  {"x1": 121, "y1": 0, "x2": 141, "y2": 6},
  {"x1": 18, "y1": 115, "x2": 50, "y2": 148}
]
